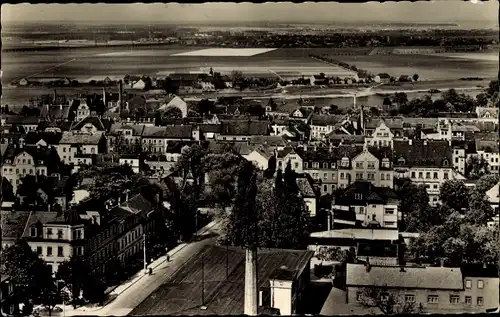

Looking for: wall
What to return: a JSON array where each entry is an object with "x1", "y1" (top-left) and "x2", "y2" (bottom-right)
[
  {"x1": 277, "y1": 153, "x2": 303, "y2": 173},
  {"x1": 270, "y1": 279, "x2": 293, "y2": 316},
  {"x1": 244, "y1": 151, "x2": 269, "y2": 170},
  {"x1": 304, "y1": 197, "x2": 317, "y2": 217}
]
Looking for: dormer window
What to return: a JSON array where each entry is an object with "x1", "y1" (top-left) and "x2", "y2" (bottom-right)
[
  {"x1": 313, "y1": 162, "x2": 319, "y2": 168},
  {"x1": 443, "y1": 159, "x2": 449, "y2": 166},
  {"x1": 331, "y1": 163, "x2": 336, "y2": 168},
  {"x1": 355, "y1": 193, "x2": 363, "y2": 200},
  {"x1": 30, "y1": 227, "x2": 37, "y2": 237},
  {"x1": 397, "y1": 157, "x2": 406, "y2": 165},
  {"x1": 382, "y1": 158, "x2": 390, "y2": 168},
  {"x1": 341, "y1": 157, "x2": 349, "y2": 168},
  {"x1": 304, "y1": 162, "x2": 308, "y2": 168},
  {"x1": 47, "y1": 228, "x2": 53, "y2": 236}
]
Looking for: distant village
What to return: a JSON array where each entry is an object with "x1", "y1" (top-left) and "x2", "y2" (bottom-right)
[{"x1": 1, "y1": 73, "x2": 499, "y2": 316}]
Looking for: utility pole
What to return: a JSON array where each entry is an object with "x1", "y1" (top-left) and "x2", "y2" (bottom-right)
[
  {"x1": 143, "y1": 233, "x2": 147, "y2": 274},
  {"x1": 226, "y1": 244, "x2": 229, "y2": 279},
  {"x1": 201, "y1": 253, "x2": 205, "y2": 307}
]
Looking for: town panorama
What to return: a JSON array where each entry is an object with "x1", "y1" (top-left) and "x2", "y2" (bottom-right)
[{"x1": 1, "y1": 2, "x2": 499, "y2": 316}]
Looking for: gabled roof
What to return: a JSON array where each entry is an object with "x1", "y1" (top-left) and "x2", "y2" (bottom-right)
[
  {"x1": 2, "y1": 145, "x2": 56, "y2": 166},
  {"x1": 109, "y1": 123, "x2": 146, "y2": 136},
  {"x1": 59, "y1": 131, "x2": 104, "y2": 145},
  {"x1": 476, "y1": 139, "x2": 499, "y2": 153},
  {"x1": 4, "y1": 115, "x2": 39, "y2": 125},
  {"x1": 110, "y1": 193, "x2": 154, "y2": 221},
  {"x1": 142, "y1": 125, "x2": 193, "y2": 139},
  {"x1": 1, "y1": 210, "x2": 31, "y2": 239},
  {"x1": 25, "y1": 131, "x2": 63, "y2": 146},
  {"x1": 70, "y1": 116, "x2": 112, "y2": 132},
  {"x1": 337, "y1": 181, "x2": 398, "y2": 205},
  {"x1": 248, "y1": 135, "x2": 287, "y2": 148},
  {"x1": 220, "y1": 120, "x2": 269, "y2": 136},
  {"x1": 393, "y1": 140, "x2": 452, "y2": 168},
  {"x1": 296, "y1": 176, "x2": 316, "y2": 198},
  {"x1": 310, "y1": 114, "x2": 345, "y2": 126},
  {"x1": 346, "y1": 263, "x2": 463, "y2": 290}
]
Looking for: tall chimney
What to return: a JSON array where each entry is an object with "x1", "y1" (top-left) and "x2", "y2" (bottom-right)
[
  {"x1": 53, "y1": 89, "x2": 57, "y2": 105},
  {"x1": 103, "y1": 87, "x2": 107, "y2": 108},
  {"x1": 119, "y1": 80, "x2": 123, "y2": 110},
  {"x1": 244, "y1": 248, "x2": 258, "y2": 316}
]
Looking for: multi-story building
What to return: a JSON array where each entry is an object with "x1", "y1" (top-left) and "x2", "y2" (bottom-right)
[
  {"x1": 350, "y1": 147, "x2": 394, "y2": 189},
  {"x1": 364, "y1": 120, "x2": 396, "y2": 149},
  {"x1": 336, "y1": 145, "x2": 365, "y2": 189},
  {"x1": 451, "y1": 140, "x2": 476, "y2": 176},
  {"x1": 108, "y1": 123, "x2": 146, "y2": 153},
  {"x1": 299, "y1": 147, "x2": 338, "y2": 195},
  {"x1": 474, "y1": 139, "x2": 500, "y2": 174},
  {"x1": 141, "y1": 125, "x2": 196, "y2": 153},
  {"x1": 215, "y1": 120, "x2": 269, "y2": 141},
  {"x1": 22, "y1": 209, "x2": 87, "y2": 274},
  {"x1": 1, "y1": 144, "x2": 58, "y2": 193},
  {"x1": 57, "y1": 131, "x2": 107, "y2": 166},
  {"x1": 393, "y1": 140, "x2": 453, "y2": 205},
  {"x1": 333, "y1": 181, "x2": 400, "y2": 229},
  {"x1": 276, "y1": 147, "x2": 303, "y2": 173},
  {"x1": 344, "y1": 263, "x2": 499, "y2": 313},
  {"x1": 310, "y1": 114, "x2": 346, "y2": 140}
]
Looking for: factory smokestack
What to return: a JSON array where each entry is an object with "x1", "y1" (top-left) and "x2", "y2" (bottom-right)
[
  {"x1": 244, "y1": 248, "x2": 258, "y2": 316},
  {"x1": 119, "y1": 80, "x2": 123, "y2": 110},
  {"x1": 103, "y1": 87, "x2": 107, "y2": 108}
]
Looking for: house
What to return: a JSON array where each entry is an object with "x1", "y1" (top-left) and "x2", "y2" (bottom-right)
[
  {"x1": 328, "y1": 134, "x2": 366, "y2": 147},
  {"x1": 69, "y1": 116, "x2": 112, "y2": 134},
  {"x1": 130, "y1": 245, "x2": 314, "y2": 316},
  {"x1": 22, "y1": 209, "x2": 87, "y2": 274},
  {"x1": 108, "y1": 123, "x2": 146, "y2": 153},
  {"x1": 474, "y1": 139, "x2": 500, "y2": 174},
  {"x1": 270, "y1": 117, "x2": 289, "y2": 136},
  {"x1": 248, "y1": 135, "x2": 287, "y2": 151},
  {"x1": 350, "y1": 146, "x2": 394, "y2": 189},
  {"x1": 1, "y1": 145, "x2": 59, "y2": 193},
  {"x1": 277, "y1": 147, "x2": 303, "y2": 173},
  {"x1": 141, "y1": 125, "x2": 196, "y2": 153},
  {"x1": 297, "y1": 146, "x2": 338, "y2": 195},
  {"x1": 485, "y1": 182, "x2": 499, "y2": 226},
  {"x1": 242, "y1": 145, "x2": 275, "y2": 170},
  {"x1": 17, "y1": 175, "x2": 69, "y2": 208},
  {"x1": 451, "y1": 140, "x2": 476, "y2": 176},
  {"x1": 310, "y1": 74, "x2": 329, "y2": 86},
  {"x1": 5, "y1": 115, "x2": 40, "y2": 133},
  {"x1": 200, "y1": 123, "x2": 222, "y2": 140},
  {"x1": 74, "y1": 99, "x2": 91, "y2": 121},
  {"x1": 289, "y1": 107, "x2": 313, "y2": 123},
  {"x1": 119, "y1": 154, "x2": 140, "y2": 173},
  {"x1": 364, "y1": 120, "x2": 395, "y2": 149},
  {"x1": 296, "y1": 175, "x2": 317, "y2": 217},
  {"x1": 24, "y1": 131, "x2": 63, "y2": 149},
  {"x1": 333, "y1": 181, "x2": 400, "y2": 229},
  {"x1": 40, "y1": 104, "x2": 72, "y2": 121},
  {"x1": 393, "y1": 140, "x2": 453, "y2": 205},
  {"x1": 475, "y1": 106, "x2": 499, "y2": 122},
  {"x1": 131, "y1": 78, "x2": 146, "y2": 90},
  {"x1": 157, "y1": 95, "x2": 188, "y2": 118},
  {"x1": 57, "y1": 131, "x2": 107, "y2": 166},
  {"x1": 216, "y1": 120, "x2": 269, "y2": 141},
  {"x1": 310, "y1": 115, "x2": 346, "y2": 140},
  {"x1": 336, "y1": 145, "x2": 365, "y2": 189},
  {"x1": 344, "y1": 263, "x2": 499, "y2": 313}
]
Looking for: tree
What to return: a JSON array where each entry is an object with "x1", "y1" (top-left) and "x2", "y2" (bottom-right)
[
  {"x1": 154, "y1": 111, "x2": 162, "y2": 126},
  {"x1": 475, "y1": 93, "x2": 489, "y2": 107},
  {"x1": 393, "y1": 92, "x2": 408, "y2": 107},
  {"x1": 439, "y1": 180, "x2": 469, "y2": 212},
  {"x1": 197, "y1": 99, "x2": 215, "y2": 116},
  {"x1": 369, "y1": 107, "x2": 381, "y2": 117},
  {"x1": 163, "y1": 107, "x2": 183, "y2": 119},
  {"x1": 230, "y1": 70, "x2": 244, "y2": 83},
  {"x1": 263, "y1": 156, "x2": 277, "y2": 179},
  {"x1": 397, "y1": 181, "x2": 438, "y2": 232},
  {"x1": 412, "y1": 74, "x2": 419, "y2": 82},
  {"x1": 382, "y1": 97, "x2": 392, "y2": 108},
  {"x1": 0, "y1": 239, "x2": 52, "y2": 310},
  {"x1": 227, "y1": 161, "x2": 259, "y2": 249},
  {"x1": 474, "y1": 174, "x2": 499, "y2": 196},
  {"x1": 486, "y1": 79, "x2": 499, "y2": 98},
  {"x1": 465, "y1": 156, "x2": 490, "y2": 180},
  {"x1": 56, "y1": 256, "x2": 91, "y2": 307},
  {"x1": 39, "y1": 273, "x2": 61, "y2": 317},
  {"x1": 358, "y1": 285, "x2": 423, "y2": 315}
]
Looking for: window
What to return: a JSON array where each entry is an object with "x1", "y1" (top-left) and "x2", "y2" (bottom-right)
[
  {"x1": 355, "y1": 193, "x2": 363, "y2": 200},
  {"x1": 294, "y1": 162, "x2": 298, "y2": 169},
  {"x1": 418, "y1": 172, "x2": 423, "y2": 178},
  {"x1": 367, "y1": 173, "x2": 375, "y2": 180},
  {"x1": 323, "y1": 185, "x2": 327, "y2": 192},
  {"x1": 411, "y1": 172, "x2": 416, "y2": 178},
  {"x1": 385, "y1": 208, "x2": 395, "y2": 214},
  {"x1": 57, "y1": 230, "x2": 63, "y2": 239},
  {"x1": 426, "y1": 172, "x2": 430, "y2": 179},
  {"x1": 356, "y1": 173, "x2": 363, "y2": 180},
  {"x1": 477, "y1": 297, "x2": 483, "y2": 306},
  {"x1": 47, "y1": 247, "x2": 53, "y2": 257},
  {"x1": 36, "y1": 246, "x2": 42, "y2": 255},
  {"x1": 323, "y1": 163, "x2": 328, "y2": 169},
  {"x1": 465, "y1": 296, "x2": 472, "y2": 305},
  {"x1": 465, "y1": 280, "x2": 472, "y2": 289},
  {"x1": 405, "y1": 295, "x2": 415, "y2": 302},
  {"x1": 58, "y1": 247, "x2": 64, "y2": 257},
  {"x1": 455, "y1": 157, "x2": 459, "y2": 163},
  {"x1": 304, "y1": 162, "x2": 308, "y2": 168},
  {"x1": 444, "y1": 172, "x2": 449, "y2": 180},
  {"x1": 30, "y1": 227, "x2": 37, "y2": 237},
  {"x1": 356, "y1": 162, "x2": 363, "y2": 169},
  {"x1": 357, "y1": 292, "x2": 363, "y2": 301},
  {"x1": 323, "y1": 173, "x2": 328, "y2": 180},
  {"x1": 63, "y1": 147, "x2": 66, "y2": 152},
  {"x1": 384, "y1": 221, "x2": 395, "y2": 227},
  {"x1": 340, "y1": 173, "x2": 345, "y2": 179},
  {"x1": 477, "y1": 280, "x2": 484, "y2": 289},
  {"x1": 433, "y1": 172, "x2": 438, "y2": 179},
  {"x1": 313, "y1": 162, "x2": 319, "y2": 168},
  {"x1": 449, "y1": 295, "x2": 460, "y2": 304},
  {"x1": 368, "y1": 162, "x2": 375, "y2": 169},
  {"x1": 427, "y1": 295, "x2": 439, "y2": 303},
  {"x1": 47, "y1": 228, "x2": 53, "y2": 236},
  {"x1": 381, "y1": 173, "x2": 385, "y2": 180},
  {"x1": 358, "y1": 207, "x2": 365, "y2": 214}
]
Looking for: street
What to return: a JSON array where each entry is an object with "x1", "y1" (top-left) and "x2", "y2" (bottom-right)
[{"x1": 61, "y1": 221, "x2": 222, "y2": 316}]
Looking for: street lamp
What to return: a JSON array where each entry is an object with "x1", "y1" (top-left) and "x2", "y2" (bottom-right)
[{"x1": 143, "y1": 210, "x2": 155, "y2": 274}]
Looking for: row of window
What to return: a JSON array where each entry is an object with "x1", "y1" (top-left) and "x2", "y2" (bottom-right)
[
  {"x1": 37, "y1": 246, "x2": 65, "y2": 257},
  {"x1": 16, "y1": 158, "x2": 33, "y2": 164},
  {"x1": 357, "y1": 293, "x2": 484, "y2": 306},
  {"x1": 411, "y1": 171, "x2": 449, "y2": 180},
  {"x1": 3, "y1": 168, "x2": 45, "y2": 176}
]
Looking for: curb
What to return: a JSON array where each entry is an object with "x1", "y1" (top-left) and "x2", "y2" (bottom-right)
[{"x1": 107, "y1": 220, "x2": 218, "y2": 297}]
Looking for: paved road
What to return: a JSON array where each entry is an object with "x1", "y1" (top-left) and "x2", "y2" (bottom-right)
[{"x1": 64, "y1": 221, "x2": 222, "y2": 316}]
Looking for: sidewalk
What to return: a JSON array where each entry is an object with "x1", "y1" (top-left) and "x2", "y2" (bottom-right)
[{"x1": 55, "y1": 220, "x2": 219, "y2": 316}]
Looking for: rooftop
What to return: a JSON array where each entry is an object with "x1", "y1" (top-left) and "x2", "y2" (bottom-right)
[
  {"x1": 131, "y1": 245, "x2": 313, "y2": 316},
  {"x1": 346, "y1": 263, "x2": 463, "y2": 290}
]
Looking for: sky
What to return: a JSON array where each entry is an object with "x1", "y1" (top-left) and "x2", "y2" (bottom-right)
[{"x1": 1, "y1": 1, "x2": 498, "y2": 25}]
